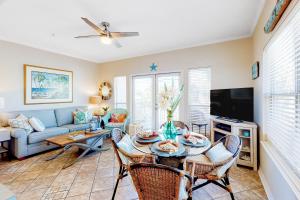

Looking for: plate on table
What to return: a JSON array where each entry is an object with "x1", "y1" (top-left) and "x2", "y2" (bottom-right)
[
  {"x1": 180, "y1": 134, "x2": 209, "y2": 147},
  {"x1": 151, "y1": 140, "x2": 186, "y2": 157},
  {"x1": 137, "y1": 131, "x2": 159, "y2": 140},
  {"x1": 135, "y1": 133, "x2": 161, "y2": 144}
]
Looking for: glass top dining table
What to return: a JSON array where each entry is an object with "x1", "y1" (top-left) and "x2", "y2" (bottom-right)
[{"x1": 129, "y1": 132, "x2": 212, "y2": 159}]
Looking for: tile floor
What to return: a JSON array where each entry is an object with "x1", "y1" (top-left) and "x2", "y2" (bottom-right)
[{"x1": 0, "y1": 140, "x2": 268, "y2": 200}]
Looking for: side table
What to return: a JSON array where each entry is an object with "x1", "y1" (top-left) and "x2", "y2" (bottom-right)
[
  {"x1": 0, "y1": 128, "x2": 11, "y2": 160},
  {"x1": 191, "y1": 123, "x2": 208, "y2": 137}
]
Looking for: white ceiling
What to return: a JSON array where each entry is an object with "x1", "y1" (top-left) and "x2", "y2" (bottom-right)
[{"x1": 0, "y1": 0, "x2": 265, "y2": 63}]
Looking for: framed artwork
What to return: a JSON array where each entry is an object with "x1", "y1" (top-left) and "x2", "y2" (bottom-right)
[
  {"x1": 264, "y1": 0, "x2": 291, "y2": 33},
  {"x1": 252, "y1": 62, "x2": 259, "y2": 80},
  {"x1": 24, "y1": 64, "x2": 73, "y2": 104}
]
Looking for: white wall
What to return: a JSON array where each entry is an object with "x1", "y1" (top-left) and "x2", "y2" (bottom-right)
[
  {"x1": 98, "y1": 38, "x2": 254, "y2": 117},
  {"x1": 252, "y1": 0, "x2": 299, "y2": 199},
  {"x1": 0, "y1": 40, "x2": 99, "y2": 112}
]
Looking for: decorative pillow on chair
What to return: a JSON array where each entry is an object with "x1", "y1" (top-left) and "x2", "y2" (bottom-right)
[
  {"x1": 205, "y1": 142, "x2": 233, "y2": 164},
  {"x1": 111, "y1": 113, "x2": 127, "y2": 123},
  {"x1": 117, "y1": 114, "x2": 127, "y2": 123},
  {"x1": 29, "y1": 117, "x2": 45, "y2": 132},
  {"x1": 8, "y1": 116, "x2": 33, "y2": 134}
]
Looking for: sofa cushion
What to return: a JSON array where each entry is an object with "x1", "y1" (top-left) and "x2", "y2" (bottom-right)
[
  {"x1": 19, "y1": 109, "x2": 57, "y2": 128},
  {"x1": 54, "y1": 107, "x2": 87, "y2": 126},
  {"x1": 28, "y1": 127, "x2": 69, "y2": 144},
  {"x1": 61, "y1": 124, "x2": 90, "y2": 132}
]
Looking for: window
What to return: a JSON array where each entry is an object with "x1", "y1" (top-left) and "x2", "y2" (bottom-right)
[
  {"x1": 263, "y1": 8, "x2": 300, "y2": 178},
  {"x1": 188, "y1": 68, "x2": 211, "y2": 132},
  {"x1": 114, "y1": 76, "x2": 127, "y2": 109}
]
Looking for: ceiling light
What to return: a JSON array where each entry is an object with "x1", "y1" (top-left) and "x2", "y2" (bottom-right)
[{"x1": 101, "y1": 36, "x2": 112, "y2": 45}]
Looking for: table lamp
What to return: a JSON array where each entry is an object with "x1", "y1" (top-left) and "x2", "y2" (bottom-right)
[
  {"x1": 89, "y1": 96, "x2": 102, "y2": 129},
  {"x1": 89, "y1": 95, "x2": 102, "y2": 115}
]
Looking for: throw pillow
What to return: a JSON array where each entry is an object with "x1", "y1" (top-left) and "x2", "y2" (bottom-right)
[
  {"x1": 76, "y1": 108, "x2": 93, "y2": 122},
  {"x1": 8, "y1": 118, "x2": 33, "y2": 134},
  {"x1": 74, "y1": 111, "x2": 91, "y2": 125},
  {"x1": 111, "y1": 113, "x2": 119, "y2": 123},
  {"x1": 29, "y1": 117, "x2": 45, "y2": 132},
  {"x1": 205, "y1": 142, "x2": 233, "y2": 164},
  {"x1": 16, "y1": 114, "x2": 28, "y2": 121},
  {"x1": 117, "y1": 114, "x2": 127, "y2": 123}
]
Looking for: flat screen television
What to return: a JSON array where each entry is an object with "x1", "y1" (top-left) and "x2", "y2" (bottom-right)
[{"x1": 210, "y1": 88, "x2": 253, "y2": 122}]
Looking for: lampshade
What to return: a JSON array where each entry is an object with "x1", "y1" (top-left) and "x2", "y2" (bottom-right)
[
  {"x1": 89, "y1": 96, "x2": 102, "y2": 105},
  {"x1": 0, "y1": 97, "x2": 4, "y2": 109}
]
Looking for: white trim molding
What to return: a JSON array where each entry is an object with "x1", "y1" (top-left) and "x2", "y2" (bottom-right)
[
  {"x1": 260, "y1": 141, "x2": 300, "y2": 199},
  {"x1": 258, "y1": 169, "x2": 274, "y2": 200}
]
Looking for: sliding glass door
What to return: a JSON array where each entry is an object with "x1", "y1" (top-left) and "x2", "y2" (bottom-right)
[{"x1": 132, "y1": 73, "x2": 180, "y2": 130}]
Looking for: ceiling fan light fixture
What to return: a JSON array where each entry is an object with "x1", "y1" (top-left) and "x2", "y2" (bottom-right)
[{"x1": 101, "y1": 36, "x2": 112, "y2": 45}]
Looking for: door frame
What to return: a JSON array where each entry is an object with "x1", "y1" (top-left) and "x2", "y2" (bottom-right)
[{"x1": 130, "y1": 70, "x2": 184, "y2": 129}]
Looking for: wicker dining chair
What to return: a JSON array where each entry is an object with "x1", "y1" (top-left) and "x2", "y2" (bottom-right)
[
  {"x1": 185, "y1": 135, "x2": 241, "y2": 200},
  {"x1": 160, "y1": 121, "x2": 190, "y2": 130},
  {"x1": 111, "y1": 128, "x2": 155, "y2": 199},
  {"x1": 128, "y1": 162, "x2": 193, "y2": 200}
]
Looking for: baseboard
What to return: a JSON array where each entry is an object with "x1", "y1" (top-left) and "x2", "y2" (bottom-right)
[{"x1": 258, "y1": 169, "x2": 274, "y2": 200}]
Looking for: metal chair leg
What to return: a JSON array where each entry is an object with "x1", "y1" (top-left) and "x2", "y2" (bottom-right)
[
  {"x1": 112, "y1": 166, "x2": 125, "y2": 200},
  {"x1": 224, "y1": 175, "x2": 235, "y2": 200}
]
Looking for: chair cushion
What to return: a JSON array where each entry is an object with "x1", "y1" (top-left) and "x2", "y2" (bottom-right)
[
  {"x1": 28, "y1": 127, "x2": 69, "y2": 144},
  {"x1": 29, "y1": 117, "x2": 45, "y2": 132},
  {"x1": 61, "y1": 124, "x2": 90, "y2": 132},
  {"x1": 54, "y1": 106, "x2": 87, "y2": 126},
  {"x1": 179, "y1": 177, "x2": 189, "y2": 200},
  {"x1": 205, "y1": 143, "x2": 233, "y2": 164}
]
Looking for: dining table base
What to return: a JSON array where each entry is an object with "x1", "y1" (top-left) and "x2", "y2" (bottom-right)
[{"x1": 156, "y1": 156, "x2": 186, "y2": 170}]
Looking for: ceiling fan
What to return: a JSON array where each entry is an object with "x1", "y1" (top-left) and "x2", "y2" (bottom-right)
[{"x1": 75, "y1": 17, "x2": 139, "y2": 48}]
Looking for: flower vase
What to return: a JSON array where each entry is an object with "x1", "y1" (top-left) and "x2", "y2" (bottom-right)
[{"x1": 162, "y1": 111, "x2": 177, "y2": 140}]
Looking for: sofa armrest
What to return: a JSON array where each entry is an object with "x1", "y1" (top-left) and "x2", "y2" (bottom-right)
[{"x1": 9, "y1": 128, "x2": 27, "y2": 138}]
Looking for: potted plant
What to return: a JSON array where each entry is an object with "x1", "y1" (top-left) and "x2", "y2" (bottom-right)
[{"x1": 102, "y1": 106, "x2": 110, "y2": 115}]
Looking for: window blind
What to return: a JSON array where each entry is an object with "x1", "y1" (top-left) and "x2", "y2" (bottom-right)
[
  {"x1": 188, "y1": 68, "x2": 211, "y2": 132},
  {"x1": 114, "y1": 76, "x2": 127, "y2": 109},
  {"x1": 263, "y1": 7, "x2": 300, "y2": 178}
]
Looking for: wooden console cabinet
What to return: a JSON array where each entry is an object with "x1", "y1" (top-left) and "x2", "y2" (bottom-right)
[{"x1": 210, "y1": 117, "x2": 258, "y2": 171}]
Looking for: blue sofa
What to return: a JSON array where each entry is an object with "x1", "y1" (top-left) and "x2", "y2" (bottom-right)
[{"x1": 0, "y1": 106, "x2": 100, "y2": 159}]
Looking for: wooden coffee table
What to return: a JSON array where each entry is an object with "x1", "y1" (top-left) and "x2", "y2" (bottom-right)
[{"x1": 45, "y1": 129, "x2": 110, "y2": 168}]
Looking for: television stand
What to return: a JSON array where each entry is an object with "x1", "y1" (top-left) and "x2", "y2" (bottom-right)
[
  {"x1": 216, "y1": 116, "x2": 243, "y2": 123},
  {"x1": 210, "y1": 116, "x2": 258, "y2": 171}
]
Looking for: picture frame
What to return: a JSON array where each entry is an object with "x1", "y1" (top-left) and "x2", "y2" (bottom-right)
[
  {"x1": 24, "y1": 64, "x2": 73, "y2": 104},
  {"x1": 252, "y1": 62, "x2": 259, "y2": 80}
]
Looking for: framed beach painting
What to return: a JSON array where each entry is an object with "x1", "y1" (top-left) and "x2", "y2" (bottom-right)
[{"x1": 24, "y1": 64, "x2": 73, "y2": 104}]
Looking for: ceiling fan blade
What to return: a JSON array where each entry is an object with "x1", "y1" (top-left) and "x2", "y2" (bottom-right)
[
  {"x1": 81, "y1": 17, "x2": 105, "y2": 35},
  {"x1": 110, "y1": 32, "x2": 139, "y2": 38},
  {"x1": 74, "y1": 35, "x2": 101, "y2": 39}
]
